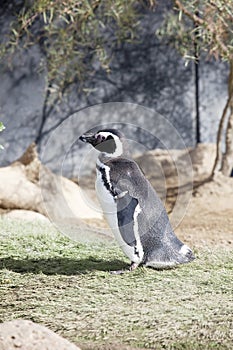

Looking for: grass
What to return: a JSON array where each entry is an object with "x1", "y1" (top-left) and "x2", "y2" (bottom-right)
[{"x1": 0, "y1": 218, "x2": 232, "y2": 350}]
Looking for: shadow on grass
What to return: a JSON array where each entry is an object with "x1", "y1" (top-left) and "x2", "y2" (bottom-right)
[{"x1": 0, "y1": 257, "x2": 128, "y2": 275}]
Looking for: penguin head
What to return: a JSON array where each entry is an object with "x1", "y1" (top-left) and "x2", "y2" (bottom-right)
[{"x1": 79, "y1": 128, "x2": 124, "y2": 157}]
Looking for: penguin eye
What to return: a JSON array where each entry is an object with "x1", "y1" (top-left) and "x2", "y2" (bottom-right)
[{"x1": 96, "y1": 134, "x2": 106, "y2": 142}]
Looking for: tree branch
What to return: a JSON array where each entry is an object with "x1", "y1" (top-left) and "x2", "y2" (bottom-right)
[{"x1": 173, "y1": 0, "x2": 229, "y2": 57}]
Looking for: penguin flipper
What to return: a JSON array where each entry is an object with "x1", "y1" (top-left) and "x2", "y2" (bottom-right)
[{"x1": 116, "y1": 190, "x2": 138, "y2": 247}]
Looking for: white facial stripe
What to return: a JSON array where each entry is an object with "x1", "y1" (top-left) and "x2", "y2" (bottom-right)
[
  {"x1": 111, "y1": 136, "x2": 123, "y2": 157},
  {"x1": 97, "y1": 132, "x2": 112, "y2": 138},
  {"x1": 97, "y1": 132, "x2": 123, "y2": 157}
]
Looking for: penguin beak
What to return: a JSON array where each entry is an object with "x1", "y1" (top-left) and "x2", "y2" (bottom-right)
[{"x1": 79, "y1": 133, "x2": 96, "y2": 145}]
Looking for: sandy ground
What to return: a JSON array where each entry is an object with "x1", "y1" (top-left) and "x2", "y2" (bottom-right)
[{"x1": 176, "y1": 174, "x2": 233, "y2": 249}]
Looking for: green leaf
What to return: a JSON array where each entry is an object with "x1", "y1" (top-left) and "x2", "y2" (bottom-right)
[{"x1": 0, "y1": 122, "x2": 5, "y2": 132}]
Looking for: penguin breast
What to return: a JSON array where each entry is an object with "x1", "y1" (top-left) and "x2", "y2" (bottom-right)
[{"x1": 95, "y1": 165, "x2": 143, "y2": 264}]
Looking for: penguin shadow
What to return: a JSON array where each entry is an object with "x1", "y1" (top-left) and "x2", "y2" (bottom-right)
[{"x1": 0, "y1": 257, "x2": 129, "y2": 275}]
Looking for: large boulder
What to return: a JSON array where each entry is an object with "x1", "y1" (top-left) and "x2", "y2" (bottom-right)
[
  {"x1": 188, "y1": 143, "x2": 216, "y2": 177},
  {"x1": 134, "y1": 144, "x2": 216, "y2": 217},
  {"x1": 0, "y1": 143, "x2": 102, "y2": 222},
  {"x1": 0, "y1": 319, "x2": 81, "y2": 350},
  {"x1": 2, "y1": 209, "x2": 49, "y2": 222},
  {"x1": 135, "y1": 143, "x2": 216, "y2": 191}
]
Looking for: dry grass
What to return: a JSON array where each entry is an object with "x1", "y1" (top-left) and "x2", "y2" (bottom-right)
[{"x1": 0, "y1": 218, "x2": 232, "y2": 349}]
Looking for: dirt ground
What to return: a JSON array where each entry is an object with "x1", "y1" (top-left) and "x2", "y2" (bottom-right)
[{"x1": 176, "y1": 174, "x2": 233, "y2": 249}]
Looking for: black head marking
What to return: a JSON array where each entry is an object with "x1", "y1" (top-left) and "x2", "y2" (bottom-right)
[
  {"x1": 95, "y1": 134, "x2": 116, "y2": 153},
  {"x1": 80, "y1": 128, "x2": 124, "y2": 155}
]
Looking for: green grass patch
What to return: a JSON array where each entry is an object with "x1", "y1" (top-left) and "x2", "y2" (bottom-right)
[{"x1": 0, "y1": 218, "x2": 232, "y2": 349}]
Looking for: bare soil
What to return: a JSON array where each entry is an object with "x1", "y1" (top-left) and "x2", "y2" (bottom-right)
[{"x1": 176, "y1": 174, "x2": 233, "y2": 249}]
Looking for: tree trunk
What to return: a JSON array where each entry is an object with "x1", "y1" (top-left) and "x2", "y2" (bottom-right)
[
  {"x1": 211, "y1": 94, "x2": 231, "y2": 177},
  {"x1": 221, "y1": 110, "x2": 233, "y2": 175},
  {"x1": 221, "y1": 60, "x2": 233, "y2": 176}
]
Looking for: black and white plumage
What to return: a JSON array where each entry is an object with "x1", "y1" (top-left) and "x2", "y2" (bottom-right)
[{"x1": 79, "y1": 129, "x2": 195, "y2": 273}]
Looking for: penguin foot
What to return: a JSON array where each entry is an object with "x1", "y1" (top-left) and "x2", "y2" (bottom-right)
[
  {"x1": 110, "y1": 262, "x2": 139, "y2": 275},
  {"x1": 129, "y1": 262, "x2": 139, "y2": 271}
]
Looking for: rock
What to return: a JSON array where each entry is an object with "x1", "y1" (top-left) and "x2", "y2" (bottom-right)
[
  {"x1": 136, "y1": 148, "x2": 186, "y2": 180},
  {"x1": 2, "y1": 209, "x2": 49, "y2": 222},
  {"x1": 0, "y1": 319, "x2": 81, "y2": 350},
  {"x1": 134, "y1": 144, "x2": 216, "y2": 217},
  {"x1": 0, "y1": 162, "x2": 41, "y2": 212},
  {"x1": 39, "y1": 166, "x2": 102, "y2": 221},
  {"x1": 188, "y1": 143, "x2": 216, "y2": 177},
  {"x1": 135, "y1": 148, "x2": 191, "y2": 199},
  {"x1": 135, "y1": 143, "x2": 216, "y2": 188},
  {"x1": 16, "y1": 143, "x2": 40, "y2": 183},
  {"x1": 0, "y1": 144, "x2": 102, "y2": 221}
]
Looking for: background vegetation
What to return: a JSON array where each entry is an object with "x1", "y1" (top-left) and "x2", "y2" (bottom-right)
[
  {"x1": 159, "y1": 0, "x2": 233, "y2": 176},
  {"x1": 1, "y1": 0, "x2": 233, "y2": 176},
  {"x1": 0, "y1": 122, "x2": 5, "y2": 150}
]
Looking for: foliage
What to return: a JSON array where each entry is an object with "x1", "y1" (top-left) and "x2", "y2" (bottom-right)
[
  {"x1": 0, "y1": 122, "x2": 5, "y2": 150},
  {"x1": 0, "y1": 122, "x2": 5, "y2": 133},
  {"x1": 1, "y1": 0, "x2": 156, "y2": 98},
  {"x1": 158, "y1": 0, "x2": 233, "y2": 62},
  {"x1": 158, "y1": 1, "x2": 233, "y2": 176}
]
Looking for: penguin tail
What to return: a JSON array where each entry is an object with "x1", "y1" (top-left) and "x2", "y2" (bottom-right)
[
  {"x1": 144, "y1": 244, "x2": 195, "y2": 270},
  {"x1": 179, "y1": 244, "x2": 195, "y2": 263}
]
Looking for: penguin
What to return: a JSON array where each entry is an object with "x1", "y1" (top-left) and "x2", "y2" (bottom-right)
[{"x1": 79, "y1": 128, "x2": 195, "y2": 273}]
